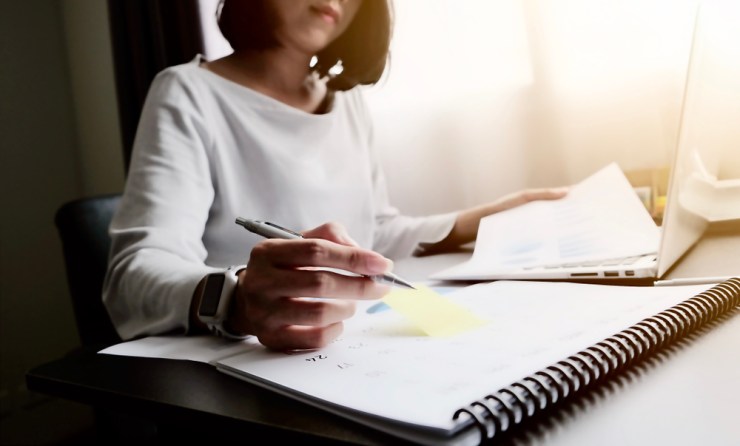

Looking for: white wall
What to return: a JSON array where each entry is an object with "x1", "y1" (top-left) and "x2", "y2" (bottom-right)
[
  {"x1": 362, "y1": 0, "x2": 699, "y2": 216},
  {"x1": 0, "y1": 0, "x2": 123, "y2": 424},
  {"x1": 0, "y1": 0, "x2": 82, "y2": 418},
  {"x1": 62, "y1": 0, "x2": 125, "y2": 196}
]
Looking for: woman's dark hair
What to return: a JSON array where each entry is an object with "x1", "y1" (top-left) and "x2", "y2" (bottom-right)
[{"x1": 217, "y1": 0, "x2": 393, "y2": 91}]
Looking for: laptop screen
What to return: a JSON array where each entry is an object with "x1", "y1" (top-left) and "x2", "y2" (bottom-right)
[{"x1": 657, "y1": 3, "x2": 740, "y2": 277}]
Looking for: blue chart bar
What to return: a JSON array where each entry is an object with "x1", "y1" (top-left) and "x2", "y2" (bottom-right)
[{"x1": 366, "y1": 286, "x2": 460, "y2": 314}]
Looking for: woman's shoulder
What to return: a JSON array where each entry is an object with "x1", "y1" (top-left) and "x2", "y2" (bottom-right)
[
  {"x1": 335, "y1": 86, "x2": 372, "y2": 125},
  {"x1": 149, "y1": 55, "x2": 216, "y2": 95},
  {"x1": 143, "y1": 56, "x2": 240, "y2": 115}
]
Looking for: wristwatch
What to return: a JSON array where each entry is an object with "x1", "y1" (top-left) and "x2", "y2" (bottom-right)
[{"x1": 197, "y1": 265, "x2": 249, "y2": 340}]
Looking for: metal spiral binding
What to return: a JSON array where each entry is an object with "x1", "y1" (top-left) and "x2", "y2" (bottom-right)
[{"x1": 453, "y1": 278, "x2": 740, "y2": 443}]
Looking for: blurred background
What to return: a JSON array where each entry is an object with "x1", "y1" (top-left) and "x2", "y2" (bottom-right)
[{"x1": 1, "y1": 0, "x2": 738, "y2": 443}]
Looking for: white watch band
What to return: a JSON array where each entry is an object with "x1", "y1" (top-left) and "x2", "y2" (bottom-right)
[{"x1": 197, "y1": 265, "x2": 249, "y2": 340}]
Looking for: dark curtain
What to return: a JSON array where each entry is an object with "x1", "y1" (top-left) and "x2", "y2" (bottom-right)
[{"x1": 108, "y1": 0, "x2": 205, "y2": 173}]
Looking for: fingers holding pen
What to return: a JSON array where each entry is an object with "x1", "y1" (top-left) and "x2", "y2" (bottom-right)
[
  {"x1": 247, "y1": 296, "x2": 356, "y2": 332},
  {"x1": 228, "y1": 236, "x2": 394, "y2": 350},
  {"x1": 229, "y1": 286, "x2": 358, "y2": 349},
  {"x1": 245, "y1": 267, "x2": 391, "y2": 301},
  {"x1": 242, "y1": 238, "x2": 392, "y2": 301},
  {"x1": 233, "y1": 271, "x2": 366, "y2": 351},
  {"x1": 251, "y1": 237, "x2": 393, "y2": 278}
]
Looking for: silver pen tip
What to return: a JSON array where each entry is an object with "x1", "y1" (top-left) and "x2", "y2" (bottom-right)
[{"x1": 388, "y1": 272, "x2": 416, "y2": 290}]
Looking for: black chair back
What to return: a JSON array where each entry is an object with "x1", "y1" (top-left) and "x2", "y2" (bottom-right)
[{"x1": 55, "y1": 194, "x2": 122, "y2": 348}]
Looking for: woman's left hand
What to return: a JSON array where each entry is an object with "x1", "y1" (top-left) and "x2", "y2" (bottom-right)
[{"x1": 479, "y1": 187, "x2": 570, "y2": 215}]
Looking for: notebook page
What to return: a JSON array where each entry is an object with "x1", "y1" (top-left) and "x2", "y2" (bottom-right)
[
  {"x1": 99, "y1": 333, "x2": 249, "y2": 363},
  {"x1": 216, "y1": 281, "x2": 711, "y2": 433}
]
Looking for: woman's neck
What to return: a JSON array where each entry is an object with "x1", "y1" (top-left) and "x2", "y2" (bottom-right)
[{"x1": 203, "y1": 49, "x2": 328, "y2": 113}]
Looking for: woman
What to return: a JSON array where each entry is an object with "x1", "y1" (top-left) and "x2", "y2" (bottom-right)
[{"x1": 103, "y1": 0, "x2": 566, "y2": 351}]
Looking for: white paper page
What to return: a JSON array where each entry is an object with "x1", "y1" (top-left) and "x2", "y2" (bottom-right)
[
  {"x1": 99, "y1": 334, "x2": 252, "y2": 364},
  {"x1": 436, "y1": 163, "x2": 661, "y2": 279},
  {"x1": 216, "y1": 281, "x2": 710, "y2": 433}
]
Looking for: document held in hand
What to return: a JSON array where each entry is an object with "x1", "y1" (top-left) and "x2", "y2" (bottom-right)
[{"x1": 431, "y1": 163, "x2": 662, "y2": 281}]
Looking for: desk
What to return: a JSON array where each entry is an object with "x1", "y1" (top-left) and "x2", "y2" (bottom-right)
[{"x1": 27, "y1": 228, "x2": 740, "y2": 445}]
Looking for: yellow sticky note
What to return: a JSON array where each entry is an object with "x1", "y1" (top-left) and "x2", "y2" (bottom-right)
[{"x1": 382, "y1": 284, "x2": 488, "y2": 337}]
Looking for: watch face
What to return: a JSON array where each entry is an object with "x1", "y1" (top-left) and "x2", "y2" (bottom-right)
[{"x1": 199, "y1": 274, "x2": 225, "y2": 317}]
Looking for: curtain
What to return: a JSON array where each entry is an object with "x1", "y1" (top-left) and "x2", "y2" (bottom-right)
[
  {"x1": 359, "y1": 0, "x2": 700, "y2": 216},
  {"x1": 108, "y1": 0, "x2": 205, "y2": 172}
]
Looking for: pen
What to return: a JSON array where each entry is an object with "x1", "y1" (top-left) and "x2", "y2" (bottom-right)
[
  {"x1": 235, "y1": 217, "x2": 417, "y2": 290},
  {"x1": 653, "y1": 276, "x2": 734, "y2": 287}
]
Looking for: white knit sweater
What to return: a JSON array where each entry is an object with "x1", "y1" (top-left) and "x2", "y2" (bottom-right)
[{"x1": 103, "y1": 56, "x2": 457, "y2": 341}]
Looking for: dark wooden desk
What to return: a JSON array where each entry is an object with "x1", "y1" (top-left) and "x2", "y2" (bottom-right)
[
  {"x1": 26, "y1": 348, "x2": 416, "y2": 445},
  {"x1": 27, "y1": 228, "x2": 740, "y2": 445},
  {"x1": 26, "y1": 347, "x2": 420, "y2": 445}
]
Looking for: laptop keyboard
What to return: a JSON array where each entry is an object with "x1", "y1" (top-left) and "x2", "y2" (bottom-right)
[{"x1": 523, "y1": 254, "x2": 657, "y2": 278}]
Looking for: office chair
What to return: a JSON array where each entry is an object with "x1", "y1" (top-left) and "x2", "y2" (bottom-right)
[
  {"x1": 55, "y1": 193, "x2": 122, "y2": 348},
  {"x1": 55, "y1": 193, "x2": 161, "y2": 443}
]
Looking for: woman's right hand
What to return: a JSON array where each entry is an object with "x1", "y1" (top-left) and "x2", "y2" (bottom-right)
[{"x1": 226, "y1": 222, "x2": 393, "y2": 351}]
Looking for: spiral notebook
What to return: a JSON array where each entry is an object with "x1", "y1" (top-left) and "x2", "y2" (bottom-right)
[{"x1": 211, "y1": 278, "x2": 739, "y2": 446}]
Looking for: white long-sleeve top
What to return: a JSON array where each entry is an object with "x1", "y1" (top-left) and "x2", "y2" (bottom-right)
[{"x1": 103, "y1": 55, "x2": 457, "y2": 341}]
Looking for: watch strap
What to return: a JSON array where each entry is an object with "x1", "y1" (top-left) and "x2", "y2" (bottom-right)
[{"x1": 201, "y1": 265, "x2": 249, "y2": 341}]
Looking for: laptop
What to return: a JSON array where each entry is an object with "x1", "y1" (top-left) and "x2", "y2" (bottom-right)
[{"x1": 431, "y1": 5, "x2": 728, "y2": 283}]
